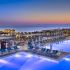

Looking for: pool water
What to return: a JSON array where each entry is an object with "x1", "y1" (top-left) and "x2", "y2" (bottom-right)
[
  {"x1": 0, "y1": 40, "x2": 70, "y2": 70},
  {"x1": 45, "y1": 40, "x2": 70, "y2": 52}
]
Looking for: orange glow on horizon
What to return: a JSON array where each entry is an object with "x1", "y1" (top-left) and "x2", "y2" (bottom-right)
[
  {"x1": 0, "y1": 13, "x2": 70, "y2": 24},
  {"x1": 16, "y1": 12, "x2": 69, "y2": 23}
]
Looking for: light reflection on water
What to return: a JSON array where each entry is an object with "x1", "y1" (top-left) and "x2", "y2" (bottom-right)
[{"x1": 45, "y1": 40, "x2": 70, "y2": 53}]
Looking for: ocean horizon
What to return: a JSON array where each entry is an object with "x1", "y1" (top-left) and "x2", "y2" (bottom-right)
[{"x1": 0, "y1": 24, "x2": 70, "y2": 32}]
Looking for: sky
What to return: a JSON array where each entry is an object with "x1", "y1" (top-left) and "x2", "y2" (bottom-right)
[{"x1": 0, "y1": 0, "x2": 70, "y2": 26}]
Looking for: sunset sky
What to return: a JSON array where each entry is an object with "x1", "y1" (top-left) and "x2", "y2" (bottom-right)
[{"x1": 0, "y1": 0, "x2": 70, "y2": 26}]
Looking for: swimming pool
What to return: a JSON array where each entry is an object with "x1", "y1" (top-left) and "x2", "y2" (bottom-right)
[
  {"x1": 45, "y1": 40, "x2": 70, "y2": 52},
  {"x1": 0, "y1": 40, "x2": 70, "y2": 70},
  {"x1": 0, "y1": 51, "x2": 69, "y2": 70}
]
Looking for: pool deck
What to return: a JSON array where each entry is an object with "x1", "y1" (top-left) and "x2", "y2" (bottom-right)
[
  {"x1": 0, "y1": 50, "x2": 23, "y2": 58},
  {"x1": 24, "y1": 50, "x2": 70, "y2": 61}
]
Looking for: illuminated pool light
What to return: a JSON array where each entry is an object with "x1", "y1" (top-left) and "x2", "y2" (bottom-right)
[
  {"x1": 14, "y1": 54, "x2": 22, "y2": 58},
  {"x1": 0, "y1": 59, "x2": 8, "y2": 64},
  {"x1": 25, "y1": 54, "x2": 33, "y2": 58},
  {"x1": 63, "y1": 58, "x2": 70, "y2": 61},
  {"x1": 40, "y1": 57, "x2": 59, "y2": 63}
]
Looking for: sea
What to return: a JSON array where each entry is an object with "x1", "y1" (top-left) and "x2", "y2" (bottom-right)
[{"x1": 0, "y1": 24, "x2": 70, "y2": 32}]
